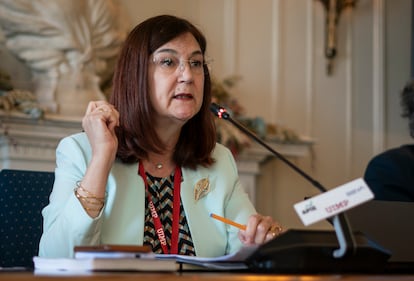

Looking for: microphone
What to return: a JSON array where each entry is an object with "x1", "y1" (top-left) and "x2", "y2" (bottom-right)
[
  {"x1": 210, "y1": 103, "x2": 327, "y2": 192},
  {"x1": 210, "y1": 103, "x2": 390, "y2": 273}
]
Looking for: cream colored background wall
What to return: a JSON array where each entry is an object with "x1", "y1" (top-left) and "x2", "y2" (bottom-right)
[
  {"x1": 117, "y1": 0, "x2": 412, "y2": 229},
  {"x1": 0, "y1": 0, "x2": 412, "y2": 229}
]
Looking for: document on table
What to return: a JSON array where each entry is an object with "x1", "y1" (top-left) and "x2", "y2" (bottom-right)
[
  {"x1": 33, "y1": 255, "x2": 178, "y2": 272},
  {"x1": 34, "y1": 244, "x2": 259, "y2": 272},
  {"x1": 156, "y1": 244, "x2": 259, "y2": 270}
]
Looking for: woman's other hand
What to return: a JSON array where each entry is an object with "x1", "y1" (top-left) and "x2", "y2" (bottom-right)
[{"x1": 238, "y1": 214, "x2": 284, "y2": 245}]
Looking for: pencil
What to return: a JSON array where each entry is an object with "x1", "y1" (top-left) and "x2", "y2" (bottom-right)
[{"x1": 210, "y1": 213, "x2": 247, "y2": 230}]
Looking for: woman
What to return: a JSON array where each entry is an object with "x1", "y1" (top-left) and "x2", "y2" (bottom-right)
[{"x1": 39, "y1": 14, "x2": 283, "y2": 258}]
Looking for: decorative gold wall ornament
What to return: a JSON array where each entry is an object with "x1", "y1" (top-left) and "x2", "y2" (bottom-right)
[{"x1": 316, "y1": 0, "x2": 358, "y2": 75}]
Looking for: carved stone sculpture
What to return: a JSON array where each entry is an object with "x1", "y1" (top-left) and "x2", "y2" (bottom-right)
[{"x1": 0, "y1": 0, "x2": 128, "y2": 117}]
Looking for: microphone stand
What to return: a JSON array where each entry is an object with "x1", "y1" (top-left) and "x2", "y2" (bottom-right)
[{"x1": 210, "y1": 103, "x2": 390, "y2": 273}]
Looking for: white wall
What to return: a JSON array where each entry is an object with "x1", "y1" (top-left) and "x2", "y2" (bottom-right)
[
  {"x1": 1, "y1": 0, "x2": 412, "y2": 229},
  {"x1": 117, "y1": 0, "x2": 413, "y2": 228}
]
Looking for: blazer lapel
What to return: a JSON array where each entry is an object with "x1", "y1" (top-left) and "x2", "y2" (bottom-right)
[{"x1": 180, "y1": 167, "x2": 226, "y2": 257}]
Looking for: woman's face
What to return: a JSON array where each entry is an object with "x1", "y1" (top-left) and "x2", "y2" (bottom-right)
[{"x1": 148, "y1": 32, "x2": 205, "y2": 126}]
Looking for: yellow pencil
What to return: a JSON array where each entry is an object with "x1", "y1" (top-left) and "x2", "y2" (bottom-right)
[{"x1": 210, "y1": 213, "x2": 247, "y2": 230}]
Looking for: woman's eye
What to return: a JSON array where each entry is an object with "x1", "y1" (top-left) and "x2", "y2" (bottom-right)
[
  {"x1": 160, "y1": 58, "x2": 176, "y2": 67},
  {"x1": 190, "y1": 60, "x2": 203, "y2": 68}
]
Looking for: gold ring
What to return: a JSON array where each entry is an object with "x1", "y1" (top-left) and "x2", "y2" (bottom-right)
[{"x1": 270, "y1": 225, "x2": 283, "y2": 237}]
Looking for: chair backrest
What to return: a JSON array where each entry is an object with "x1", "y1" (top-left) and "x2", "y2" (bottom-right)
[{"x1": 0, "y1": 169, "x2": 54, "y2": 268}]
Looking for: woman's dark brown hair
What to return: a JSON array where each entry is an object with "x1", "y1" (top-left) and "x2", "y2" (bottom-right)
[{"x1": 110, "y1": 15, "x2": 216, "y2": 169}]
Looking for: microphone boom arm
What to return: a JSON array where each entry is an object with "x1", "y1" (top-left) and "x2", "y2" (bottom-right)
[
  {"x1": 210, "y1": 103, "x2": 356, "y2": 258},
  {"x1": 225, "y1": 114, "x2": 327, "y2": 193}
]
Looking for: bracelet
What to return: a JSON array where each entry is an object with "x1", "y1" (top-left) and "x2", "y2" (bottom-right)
[
  {"x1": 83, "y1": 206, "x2": 104, "y2": 212},
  {"x1": 74, "y1": 181, "x2": 107, "y2": 212},
  {"x1": 75, "y1": 192, "x2": 105, "y2": 205},
  {"x1": 75, "y1": 181, "x2": 106, "y2": 203}
]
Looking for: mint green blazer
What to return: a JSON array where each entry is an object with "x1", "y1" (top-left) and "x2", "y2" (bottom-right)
[{"x1": 39, "y1": 133, "x2": 257, "y2": 258}]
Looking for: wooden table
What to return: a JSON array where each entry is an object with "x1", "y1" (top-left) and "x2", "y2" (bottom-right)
[{"x1": 2, "y1": 271, "x2": 414, "y2": 281}]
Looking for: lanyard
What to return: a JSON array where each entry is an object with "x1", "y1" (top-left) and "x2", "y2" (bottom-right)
[{"x1": 138, "y1": 162, "x2": 181, "y2": 254}]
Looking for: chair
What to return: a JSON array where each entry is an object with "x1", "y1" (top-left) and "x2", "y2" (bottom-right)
[{"x1": 0, "y1": 169, "x2": 54, "y2": 268}]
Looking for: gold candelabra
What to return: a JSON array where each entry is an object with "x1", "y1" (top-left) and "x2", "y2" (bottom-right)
[{"x1": 316, "y1": 0, "x2": 358, "y2": 75}]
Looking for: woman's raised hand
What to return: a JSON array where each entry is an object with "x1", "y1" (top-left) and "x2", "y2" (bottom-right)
[{"x1": 82, "y1": 101, "x2": 120, "y2": 162}]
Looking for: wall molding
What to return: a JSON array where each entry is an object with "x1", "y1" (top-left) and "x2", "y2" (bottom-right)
[
  {"x1": 344, "y1": 8, "x2": 354, "y2": 179},
  {"x1": 305, "y1": 0, "x2": 315, "y2": 137},
  {"x1": 372, "y1": 0, "x2": 385, "y2": 154},
  {"x1": 270, "y1": 0, "x2": 282, "y2": 124},
  {"x1": 222, "y1": 0, "x2": 237, "y2": 75}
]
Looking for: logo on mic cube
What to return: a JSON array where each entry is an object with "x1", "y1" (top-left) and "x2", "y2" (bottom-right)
[{"x1": 294, "y1": 178, "x2": 374, "y2": 226}]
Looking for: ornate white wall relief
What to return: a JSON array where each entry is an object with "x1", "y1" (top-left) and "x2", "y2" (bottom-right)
[{"x1": 0, "y1": 0, "x2": 128, "y2": 116}]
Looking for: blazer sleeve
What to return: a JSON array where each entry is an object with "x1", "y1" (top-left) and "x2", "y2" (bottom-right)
[
  {"x1": 39, "y1": 133, "x2": 104, "y2": 258},
  {"x1": 221, "y1": 148, "x2": 257, "y2": 254}
]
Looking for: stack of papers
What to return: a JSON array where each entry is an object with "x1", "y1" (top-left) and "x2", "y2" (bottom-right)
[
  {"x1": 33, "y1": 255, "x2": 177, "y2": 272},
  {"x1": 33, "y1": 244, "x2": 258, "y2": 272},
  {"x1": 158, "y1": 245, "x2": 258, "y2": 270}
]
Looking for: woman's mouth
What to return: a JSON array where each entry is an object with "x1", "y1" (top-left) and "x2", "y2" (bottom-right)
[{"x1": 174, "y1": 93, "x2": 193, "y2": 100}]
